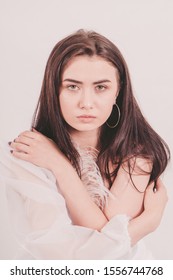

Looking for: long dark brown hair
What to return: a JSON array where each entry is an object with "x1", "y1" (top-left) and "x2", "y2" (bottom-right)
[{"x1": 32, "y1": 29, "x2": 170, "y2": 190}]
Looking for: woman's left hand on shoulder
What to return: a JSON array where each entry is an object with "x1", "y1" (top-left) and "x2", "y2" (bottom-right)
[{"x1": 9, "y1": 129, "x2": 64, "y2": 170}]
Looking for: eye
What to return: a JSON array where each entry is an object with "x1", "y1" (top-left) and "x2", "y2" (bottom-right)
[
  {"x1": 67, "y1": 84, "x2": 79, "y2": 91},
  {"x1": 95, "y1": 84, "x2": 107, "y2": 92}
]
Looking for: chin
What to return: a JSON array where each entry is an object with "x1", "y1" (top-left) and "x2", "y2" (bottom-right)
[
  {"x1": 67, "y1": 123, "x2": 95, "y2": 130},
  {"x1": 73, "y1": 124, "x2": 102, "y2": 132}
]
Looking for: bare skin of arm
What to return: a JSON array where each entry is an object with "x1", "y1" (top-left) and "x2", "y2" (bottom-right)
[
  {"x1": 104, "y1": 158, "x2": 153, "y2": 220},
  {"x1": 128, "y1": 178, "x2": 168, "y2": 246},
  {"x1": 10, "y1": 130, "x2": 168, "y2": 246}
]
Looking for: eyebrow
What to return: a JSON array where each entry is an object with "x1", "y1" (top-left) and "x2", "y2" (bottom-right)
[{"x1": 63, "y1": 78, "x2": 112, "y2": 85}]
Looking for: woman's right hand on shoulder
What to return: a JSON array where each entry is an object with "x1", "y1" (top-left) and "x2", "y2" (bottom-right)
[{"x1": 9, "y1": 129, "x2": 69, "y2": 172}]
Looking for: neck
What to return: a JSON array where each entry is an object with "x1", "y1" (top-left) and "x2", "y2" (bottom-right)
[{"x1": 69, "y1": 129, "x2": 100, "y2": 149}]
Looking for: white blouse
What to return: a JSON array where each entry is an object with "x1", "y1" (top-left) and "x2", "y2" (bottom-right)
[{"x1": 0, "y1": 141, "x2": 152, "y2": 259}]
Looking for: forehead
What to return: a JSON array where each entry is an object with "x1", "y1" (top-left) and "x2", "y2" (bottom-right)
[{"x1": 62, "y1": 55, "x2": 118, "y2": 81}]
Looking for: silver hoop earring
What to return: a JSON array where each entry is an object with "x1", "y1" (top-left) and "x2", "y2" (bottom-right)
[{"x1": 106, "y1": 103, "x2": 121, "y2": 128}]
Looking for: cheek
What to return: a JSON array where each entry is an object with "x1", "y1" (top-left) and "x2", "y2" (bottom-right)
[
  {"x1": 59, "y1": 96, "x2": 72, "y2": 115},
  {"x1": 99, "y1": 100, "x2": 114, "y2": 118},
  {"x1": 102, "y1": 107, "x2": 113, "y2": 121}
]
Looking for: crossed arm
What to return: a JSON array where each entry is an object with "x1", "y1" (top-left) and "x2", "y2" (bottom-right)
[{"x1": 9, "y1": 129, "x2": 168, "y2": 246}]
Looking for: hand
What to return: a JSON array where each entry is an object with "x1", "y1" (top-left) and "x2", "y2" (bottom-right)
[
  {"x1": 9, "y1": 129, "x2": 66, "y2": 171},
  {"x1": 143, "y1": 178, "x2": 168, "y2": 231}
]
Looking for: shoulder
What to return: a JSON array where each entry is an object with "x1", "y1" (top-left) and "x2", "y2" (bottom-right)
[
  {"x1": 125, "y1": 156, "x2": 153, "y2": 174},
  {"x1": 111, "y1": 156, "x2": 152, "y2": 193}
]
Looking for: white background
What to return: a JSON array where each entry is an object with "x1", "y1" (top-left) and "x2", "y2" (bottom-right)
[{"x1": 0, "y1": 0, "x2": 172, "y2": 259}]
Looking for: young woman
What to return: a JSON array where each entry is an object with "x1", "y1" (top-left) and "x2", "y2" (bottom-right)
[{"x1": 0, "y1": 29, "x2": 170, "y2": 259}]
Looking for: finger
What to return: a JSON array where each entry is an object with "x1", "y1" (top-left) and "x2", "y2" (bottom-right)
[
  {"x1": 10, "y1": 142, "x2": 30, "y2": 154},
  {"x1": 152, "y1": 178, "x2": 167, "y2": 199},
  {"x1": 147, "y1": 178, "x2": 164, "y2": 193},
  {"x1": 20, "y1": 130, "x2": 43, "y2": 141},
  {"x1": 19, "y1": 130, "x2": 36, "y2": 139},
  {"x1": 11, "y1": 150, "x2": 30, "y2": 161},
  {"x1": 155, "y1": 178, "x2": 165, "y2": 189},
  {"x1": 145, "y1": 181, "x2": 157, "y2": 194},
  {"x1": 153, "y1": 178, "x2": 166, "y2": 193},
  {"x1": 14, "y1": 135, "x2": 34, "y2": 146},
  {"x1": 147, "y1": 181, "x2": 155, "y2": 191}
]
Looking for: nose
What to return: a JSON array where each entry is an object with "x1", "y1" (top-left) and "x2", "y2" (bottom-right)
[{"x1": 79, "y1": 89, "x2": 94, "y2": 109}]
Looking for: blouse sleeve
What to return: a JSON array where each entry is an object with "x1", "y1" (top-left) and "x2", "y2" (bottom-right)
[{"x1": 0, "y1": 141, "x2": 132, "y2": 260}]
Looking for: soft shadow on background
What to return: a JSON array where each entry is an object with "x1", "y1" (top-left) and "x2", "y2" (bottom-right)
[{"x1": 0, "y1": 0, "x2": 172, "y2": 259}]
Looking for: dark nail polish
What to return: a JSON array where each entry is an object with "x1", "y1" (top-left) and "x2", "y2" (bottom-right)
[
  {"x1": 10, "y1": 150, "x2": 13, "y2": 153},
  {"x1": 8, "y1": 141, "x2": 12, "y2": 145}
]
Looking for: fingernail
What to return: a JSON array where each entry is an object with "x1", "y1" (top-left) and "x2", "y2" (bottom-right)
[
  {"x1": 8, "y1": 141, "x2": 11, "y2": 145},
  {"x1": 10, "y1": 150, "x2": 13, "y2": 153},
  {"x1": 153, "y1": 187, "x2": 157, "y2": 193}
]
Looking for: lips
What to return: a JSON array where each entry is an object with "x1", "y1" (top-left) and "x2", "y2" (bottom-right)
[
  {"x1": 77, "y1": 115, "x2": 96, "y2": 123},
  {"x1": 77, "y1": 115, "x2": 96, "y2": 118}
]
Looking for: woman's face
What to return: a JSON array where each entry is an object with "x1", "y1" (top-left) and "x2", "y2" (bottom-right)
[{"x1": 59, "y1": 55, "x2": 119, "y2": 134}]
